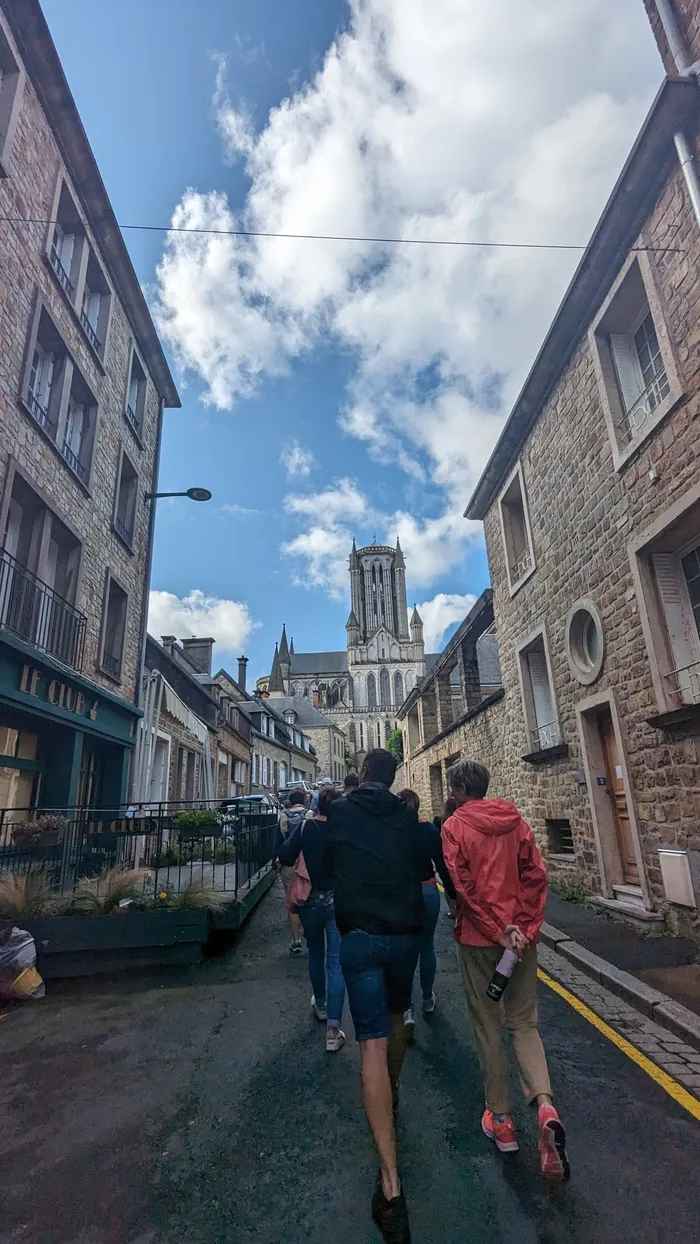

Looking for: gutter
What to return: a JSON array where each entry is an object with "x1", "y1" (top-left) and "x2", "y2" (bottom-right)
[
  {"x1": 652, "y1": 1, "x2": 700, "y2": 232},
  {"x1": 135, "y1": 398, "x2": 164, "y2": 710}
]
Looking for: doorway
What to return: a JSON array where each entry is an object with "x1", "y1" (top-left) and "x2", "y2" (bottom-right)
[{"x1": 577, "y1": 692, "x2": 648, "y2": 906}]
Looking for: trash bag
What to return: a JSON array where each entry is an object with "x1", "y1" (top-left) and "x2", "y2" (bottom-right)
[{"x1": 0, "y1": 927, "x2": 45, "y2": 1000}]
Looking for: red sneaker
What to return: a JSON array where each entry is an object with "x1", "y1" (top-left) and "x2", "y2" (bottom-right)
[
  {"x1": 481, "y1": 1109, "x2": 519, "y2": 1153},
  {"x1": 538, "y1": 1104, "x2": 570, "y2": 1182}
]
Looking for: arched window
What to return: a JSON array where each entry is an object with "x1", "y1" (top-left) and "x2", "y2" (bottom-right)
[
  {"x1": 380, "y1": 668, "x2": 390, "y2": 707},
  {"x1": 367, "y1": 672, "x2": 377, "y2": 708},
  {"x1": 376, "y1": 720, "x2": 382, "y2": 747},
  {"x1": 359, "y1": 721, "x2": 365, "y2": 750},
  {"x1": 393, "y1": 671, "x2": 404, "y2": 705},
  {"x1": 349, "y1": 721, "x2": 356, "y2": 745},
  {"x1": 404, "y1": 670, "x2": 414, "y2": 693},
  {"x1": 347, "y1": 675, "x2": 354, "y2": 705}
]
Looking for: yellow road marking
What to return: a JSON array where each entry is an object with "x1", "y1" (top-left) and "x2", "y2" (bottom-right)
[{"x1": 538, "y1": 967, "x2": 700, "y2": 1122}]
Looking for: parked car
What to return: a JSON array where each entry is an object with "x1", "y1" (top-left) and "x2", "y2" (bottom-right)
[
  {"x1": 219, "y1": 794, "x2": 283, "y2": 835},
  {"x1": 277, "y1": 780, "x2": 314, "y2": 806}
]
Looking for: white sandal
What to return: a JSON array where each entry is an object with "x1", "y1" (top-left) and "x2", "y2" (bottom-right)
[{"x1": 326, "y1": 1028, "x2": 346, "y2": 1053}]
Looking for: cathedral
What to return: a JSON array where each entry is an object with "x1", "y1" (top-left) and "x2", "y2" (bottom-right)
[{"x1": 260, "y1": 539, "x2": 436, "y2": 763}]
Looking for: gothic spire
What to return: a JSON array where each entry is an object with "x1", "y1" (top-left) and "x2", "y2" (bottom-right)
[
  {"x1": 268, "y1": 643, "x2": 285, "y2": 693},
  {"x1": 279, "y1": 623, "x2": 290, "y2": 663},
  {"x1": 394, "y1": 534, "x2": 405, "y2": 569}
]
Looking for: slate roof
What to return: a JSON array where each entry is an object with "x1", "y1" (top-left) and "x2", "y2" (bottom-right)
[
  {"x1": 290, "y1": 652, "x2": 349, "y2": 675},
  {"x1": 269, "y1": 696, "x2": 334, "y2": 728}
]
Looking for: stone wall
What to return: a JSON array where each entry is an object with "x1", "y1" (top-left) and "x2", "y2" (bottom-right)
[
  {"x1": 0, "y1": 29, "x2": 162, "y2": 708},
  {"x1": 479, "y1": 151, "x2": 700, "y2": 934},
  {"x1": 306, "y1": 725, "x2": 347, "y2": 783}
]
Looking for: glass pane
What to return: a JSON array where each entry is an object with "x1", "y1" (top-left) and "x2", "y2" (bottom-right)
[{"x1": 681, "y1": 545, "x2": 700, "y2": 638}]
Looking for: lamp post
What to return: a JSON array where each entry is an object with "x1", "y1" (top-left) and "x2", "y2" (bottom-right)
[{"x1": 144, "y1": 487, "x2": 213, "y2": 502}]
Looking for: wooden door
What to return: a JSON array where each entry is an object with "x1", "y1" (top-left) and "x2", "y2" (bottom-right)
[{"x1": 598, "y1": 710, "x2": 638, "y2": 885}]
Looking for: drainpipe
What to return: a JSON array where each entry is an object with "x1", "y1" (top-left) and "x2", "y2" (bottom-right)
[
  {"x1": 135, "y1": 396, "x2": 165, "y2": 710},
  {"x1": 652, "y1": 2, "x2": 700, "y2": 230}
]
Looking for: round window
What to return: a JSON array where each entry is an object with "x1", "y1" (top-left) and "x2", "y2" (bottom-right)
[{"x1": 566, "y1": 601, "x2": 604, "y2": 685}]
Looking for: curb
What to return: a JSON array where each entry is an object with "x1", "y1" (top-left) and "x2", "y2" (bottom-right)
[{"x1": 539, "y1": 921, "x2": 700, "y2": 1053}]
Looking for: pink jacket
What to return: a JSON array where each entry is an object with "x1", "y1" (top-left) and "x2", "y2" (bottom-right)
[{"x1": 441, "y1": 799, "x2": 547, "y2": 947}]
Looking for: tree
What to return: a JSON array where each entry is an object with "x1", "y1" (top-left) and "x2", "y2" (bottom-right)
[{"x1": 386, "y1": 728, "x2": 404, "y2": 762}]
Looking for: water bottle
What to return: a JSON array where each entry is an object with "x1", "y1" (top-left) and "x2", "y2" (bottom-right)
[{"x1": 486, "y1": 948, "x2": 519, "y2": 1001}]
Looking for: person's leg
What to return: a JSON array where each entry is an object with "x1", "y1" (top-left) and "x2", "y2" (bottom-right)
[
  {"x1": 418, "y1": 885, "x2": 441, "y2": 1004},
  {"x1": 359, "y1": 1037, "x2": 400, "y2": 1198},
  {"x1": 385, "y1": 935, "x2": 421, "y2": 1098},
  {"x1": 458, "y1": 944, "x2": 512, "y2": 1116},
  {"x1": 280, "y1": 866, "x2": 303, "y2": 949},
  {"x1": 299, "y1": 905, "x2": 326, "y2": 1011},
  {"x1": 289, "y1": 910, "x2": 303, "y2": 943},
  {"x1": 323, "y1": 908, "x2": 345, "y2": 1034}
]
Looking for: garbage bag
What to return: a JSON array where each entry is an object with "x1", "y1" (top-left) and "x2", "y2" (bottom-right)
[{"x1": 0, "y1": 927, "x2": 45, "y2": 1000}]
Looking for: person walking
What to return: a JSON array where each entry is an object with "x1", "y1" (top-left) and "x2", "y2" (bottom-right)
[
  {"x1": 441, "y1": 759, "x2": 570, "y2": 1182},
  {"x1": 311, "y1": 776, "x2": 333, "y2": 812},
  {"x1": 277, "y1": 784, "x2": 346, "y2": 1052},
  {"x1": 325, "y1": 749, "x2": 425, "y2": 1244},
  {"x1": 278, "y1": 788, "x2": 308, "y2": 954},
  {"x1": 343, "y1": 772, "x2": 359, "y2": 793},
  {"x1": 396, "y1": 788, "x2": 456, "y2": 1037}
]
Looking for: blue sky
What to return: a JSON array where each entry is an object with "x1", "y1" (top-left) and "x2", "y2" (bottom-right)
[{"x1": 41, "y1": 0, "x2": 662, "y2": 682}]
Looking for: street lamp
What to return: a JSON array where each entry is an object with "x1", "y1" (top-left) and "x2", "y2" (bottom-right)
[{"x1": 144, "y1": 487, "x2": 213, "y2": 502}]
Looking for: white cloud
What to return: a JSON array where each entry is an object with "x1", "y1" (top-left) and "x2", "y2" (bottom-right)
[
  {"x1": 220, "y1": 502, "x2": 260, "y2": 517},
  {"x1": 417, "y1": 592, "x2": 477, "y2": 651},
  {"x1": 281, "y1": 441, "x2": 316, "y2": 477},
  {"x1": 154, "y1": 0, "x2": 660, "y2": 590},
  {"x1": 148, "y1": 589, "x2": 259, "y2": 653},
  {"x1": 285, "y1": 477, "x2": 368, "y2": 524},
  {"x1": 282, "y1": 478, "x2": 372, "y2": 596}
]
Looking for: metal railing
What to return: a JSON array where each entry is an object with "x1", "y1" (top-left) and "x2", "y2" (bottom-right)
[
  {"x1": 0, "y1": 799, "x2": 279, "y2": 900},
  {"x1": 80, "y1": 309, "x2": 101, "y2": 352},
  {"x1": 532, "y1": 719, "x2": 561, "y2": 750},
  {"x1": 618, "y1": 368, "x2": 670, "y2": 440},
  {"x1": 50, "y1": 246, "x2": 74, "y2": 296},
  {"x1": 0, "y1": 547, "x2": 87, "y2": 671},
  {"x1": 101, "y1": 649, "x2": 121, "y2": 678},
  {"x1": 27, "y1": 389, "x2": 56, "y2": 436},
  {"x1": 62, "y1": 439, "x2": 88, "y2": 484},
  {"x1": 510, "y1": 544, "x2": 533, "y2": 583},
  {"x1": 664, "y1": 661, "x2": 700, "y2": 705},
  {"x1": 124, "y1": 403, "x2": 141, "y2": 436},
  {"x1": 113, "y1": 514, "x2": 133, "y2": 545}
]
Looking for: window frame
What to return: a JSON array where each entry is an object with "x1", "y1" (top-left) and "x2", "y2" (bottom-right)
[
  {"x1": 112, "y1": 444, "x2": 139, "y2": 553},
  {"x1": 0, "y1": 15, "x2": 25, "y2": 178},
  {"x1": 44, "y1": 173, "x2": 113, "y2": 364},
  {"x1": 629, "y1": 479, "x2": 700, "y2": 719},
  {"x1": 123, "y1": 342, "x2": 148, "y2": 444},
  {"x1": 565, "y1": 598, "x2": 605, "y2": 686},
  {"x1": 98, "y1": 568, "x2": 129, "y2": 684},
  {"x1": 515, "y1": 623, "x2": 562, "y2": 759},
  {"x1": 589, "y1": 247, "x2": 683, "y2": 473},
  {"x1": 498, "y1": 460, "x2": 536, "y2": 597}
]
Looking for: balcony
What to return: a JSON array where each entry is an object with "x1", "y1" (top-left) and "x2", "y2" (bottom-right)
[
  {"x1": 80, "y1": 308, "x2": 101, "y2": 352},
  {"x1": 101, "y1": 650, "x2": 122, "y2": 678},
  {"x1": 113, "y1": 514, "x2": 133, "y2": 545},
  {"x1": 27, "y1": 389, "x2": 56, "y2": 437},
  {"x1": 0, "y1": 548, "x2": 87, "y2": 672},
  {"x1": 49, "y1": 245, "x2": 74, "y2": 297},
  {"x1": 664, "y1": 661, "x2": 700, "y2": 706},
  {"x1": 124, "y1": 402, "x2": 141, "y2": 437}
]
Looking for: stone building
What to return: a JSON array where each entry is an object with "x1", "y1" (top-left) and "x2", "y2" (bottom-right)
[
  {"x1": 261, "y1": 540, "x2": 438, "y2": 763},
  {"x1": 462, "y1": 62, "x2": 700, "y2": 932},
  {"x1": 215, "y1": 666, "x2": 317, "y2": 795},
  {"x1": 0, "y1": 1, "x2": 179, "y2": 809},
  {"x1": 266, "y1": 694, "x2": 348, "y2": 783}
]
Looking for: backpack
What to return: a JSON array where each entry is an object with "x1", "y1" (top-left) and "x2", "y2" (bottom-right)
[{"x1": 285, "y1": 849, "x2": 312, "y2": 911}]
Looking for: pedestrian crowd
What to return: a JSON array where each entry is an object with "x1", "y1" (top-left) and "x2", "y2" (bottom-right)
[{"x1": 276, "y1": 749, "x2": 569, "y2": 1244}]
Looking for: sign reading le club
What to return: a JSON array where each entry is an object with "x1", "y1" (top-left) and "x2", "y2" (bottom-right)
[{"x1": 20, "y1": 663, "x2": 99, "y2": 721}]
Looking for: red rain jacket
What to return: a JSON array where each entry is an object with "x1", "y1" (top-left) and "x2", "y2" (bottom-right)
[{"x1": 441, "y1": 798, "x2": 547, "y2": 947}]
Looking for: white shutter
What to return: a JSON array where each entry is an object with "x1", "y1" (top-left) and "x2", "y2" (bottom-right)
[
  {"x1": 527, "y1": 649, "x2": 554, "y2": 738},
  {"x1": 64, "y1": 402, "x2": 84, "y2": 455},
  {"x1": 610, "y1": 333, "x2": 644, "y2": 412},
  {"x1": 128, "y1": 375, "x2": 140, "y2": 411},
  {"x1": 59, "y1": 230, "x2": 75, "y2": 273},
  {"x1": 653, "y1": 553, "x2": 700, "y2": 703},
  {"x1": 83, "y1": 289, "x2": 101, "y2": 330}
]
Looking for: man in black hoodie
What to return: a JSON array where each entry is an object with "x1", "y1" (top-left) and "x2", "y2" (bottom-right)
[{"x1": 325, "y1": 748, "x2": 424, "y2": 1244}]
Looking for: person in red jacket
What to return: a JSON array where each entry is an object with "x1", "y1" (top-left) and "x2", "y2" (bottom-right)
[{"x1": 442, "y1": 758, "x2": 569, "y2": 1182}]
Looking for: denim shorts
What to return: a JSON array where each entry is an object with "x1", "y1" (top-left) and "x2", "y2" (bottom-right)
[{"x1": 340, "y1": 929, "x2": 421, "y2": 1041}]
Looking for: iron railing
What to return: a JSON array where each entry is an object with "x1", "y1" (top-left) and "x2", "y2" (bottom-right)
[
  {"x1": 0, "y1": 548, "x2": 87, "y2": 671},
  {"x1": 50, "y1": 245, "x2": 74, "y2": 295},
  {"x1": 532, "y1": 719, "x2": 561, "y2": 750},
  {"x1": 114, "y1": 514, "x2": 133, "y2": 544},
  {"x1": 664, "y1": 661, "x2": 700, "y2": 705},
  {"x1": 80, "y1": 309, "x2": 101, "y2": 351},
  {"x1": 101, "y1": 649, "x2": 121, "y2": 678},
  {"x1": 124, "y1": 403, "x2": 141, "y2": 436},
  {"x1": 62, "y1": 439, "x2": 88, "y2": 484},
  {"x1": 510, "y1": 544, "x2": 533, "y2": 583},
  {"x1": 27, "y1": 389, "x2": 56, "y2": 435},
  {"x1": 0, "y1": 799, "x2": 280, "y2": 900},
  {"x1": 618, "y1": 368, "x2": 670, "y2": 440}
]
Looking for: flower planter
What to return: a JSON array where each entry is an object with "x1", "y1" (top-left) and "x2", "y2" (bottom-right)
[{"x1": 19, "y1": 908, "x2": 210, "y2": 978}]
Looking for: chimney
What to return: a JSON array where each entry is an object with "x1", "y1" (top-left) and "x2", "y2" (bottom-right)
[
  {"x1": 180, "y1": 637, "x2": 215, "y2": 676},
  {"x1": 237, "y1": 655, "x2": 249, "y2": 692},
  {"x1": 160, "y1": 635, "x2": 178, "y2": 656}
]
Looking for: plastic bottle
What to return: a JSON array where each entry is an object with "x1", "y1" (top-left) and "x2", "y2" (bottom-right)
[{"x1": 486, "y1": 948, "x2": 519, "y2": 1001}]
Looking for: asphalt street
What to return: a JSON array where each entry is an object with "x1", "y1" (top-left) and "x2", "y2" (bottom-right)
[{"x1": 1, "y1": 883, "x2": 699, "y2": 1244}]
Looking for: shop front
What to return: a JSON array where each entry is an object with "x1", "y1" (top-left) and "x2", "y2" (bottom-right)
[{"x1": 0, "y1": 632, "x2": 140, "y2": 815}]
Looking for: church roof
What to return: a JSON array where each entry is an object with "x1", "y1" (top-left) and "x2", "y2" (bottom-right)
[
  {"x1": 410, "y1": 605, "x2": 423, "y2": 626},
  {"x1": 346, "y1": 610, "x2": 359, "y2": 629},
  {"x1": 268, "y1": 643, "x2": 285, "y2": 692},
  {"x1": 279, "y1": 624, "x2": 290, "y2": 663},
  {"x1": 290, "y1": 651, "x2": 348, "y2": 674}
]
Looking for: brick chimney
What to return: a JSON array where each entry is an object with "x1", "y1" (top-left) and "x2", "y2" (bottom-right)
[
  {"x1": 237, "y1": 655, "x2": 249, "y2": 692},
  {"x1": 180, "y1": 637, "x2": 215, "y2": 676}
]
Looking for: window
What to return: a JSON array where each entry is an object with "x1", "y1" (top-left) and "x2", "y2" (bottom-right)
[
  {"x1": 47, "y1": 182, "x2": 84, "y2": 302},
  {"x1": 591, "y1": 255, "x2": 681, "y2": 469},
  {"x1": 566, "y1": 600, "x2": 605, "y2": 685},
  {"x1": 367, "y1": 672, "x2": 377, "y2": 708},
  {"x1": 100, "y1": 573, "x2": 127, "y2": 681},
  {"x1": 114, "y1": 449, "x2": 138, "y2": 548},
  {"x1": 380, "y1": 668, "x2": 390, "y2": 707},
  {"x1": 25, "y1": 306, "x2": 67, "y2": 438},
  {"x1": 499, "y1": 462, "x2": 535, "y2": 594},
  {"x1": 125, "y1": 347, "x2": 147, "y2": 439},
  {"x1": 393, "y1": 671, "x2": 404, "y2": 705},
  {"x1": 62, "y1": 367, "x2": 97, "y2": 487},
  {"x1": 652, "y1": 548, "x2": 700, "y2": 705},
  {"x1": 517, "y1": 630, "x2": 560, "y2": 754},
  {"x1": 546, "y1": 819, "x2": 575, "y2": 858},
  {"x1": 80, "y1": 250, "x2": 110, "y2": 359},
  {"x1": 0, "y1": 21, "x2": 23, "y2": 175},
  {"x1": 359, "y1": 721, "x2": 365, "y2": 751}
]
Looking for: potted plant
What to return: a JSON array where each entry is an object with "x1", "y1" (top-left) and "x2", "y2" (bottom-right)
[
  {"x1": 173, "y1": 808, "x2": 222, "y2": 837},
  {"x1": 11, "y1": 814, "x2": 68, "y2": 849}
]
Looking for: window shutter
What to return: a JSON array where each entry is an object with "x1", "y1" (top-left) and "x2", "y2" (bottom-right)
[
  {"x1": 652, "y1": 553, "x2": 700, "y2": 702},
  {"x1": 527, "y1": 649, "x2": 554, "y2": 730},
  {"x1": 610, "y1": 333, "x2": 644, "y2": 412}
]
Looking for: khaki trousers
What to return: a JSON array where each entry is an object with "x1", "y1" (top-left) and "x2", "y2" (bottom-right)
[{"x1": 458, "y1": 943, "x2": 551, "y2": 1115}]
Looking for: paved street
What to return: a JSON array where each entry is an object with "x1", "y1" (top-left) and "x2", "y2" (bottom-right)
[{"x1": 2, "y1": 885, "x2": 699, "y2": 1244}]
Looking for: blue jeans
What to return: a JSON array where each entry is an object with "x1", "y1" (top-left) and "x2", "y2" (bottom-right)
[
  {"x1": 415, "y1": 882, "x2": 441, "y2": 1003},
  {"x1": 299, "y1": 900, "x2": 345, "y2": 1028},
  {"x1": 340, "y1": 929, "x2": 421, "y2": 1041}
]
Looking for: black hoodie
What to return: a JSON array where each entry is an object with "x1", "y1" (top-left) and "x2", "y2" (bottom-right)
[{"x1": 324, "y1": 783, "x2": 426, "y2": 936}]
